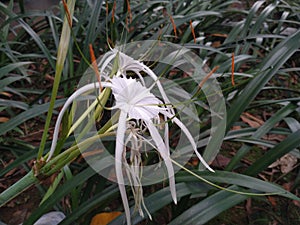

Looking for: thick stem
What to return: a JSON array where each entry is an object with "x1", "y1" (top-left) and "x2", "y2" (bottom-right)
[{"x1": 0, "y1": 170, "x2": 38, "y2": 207}]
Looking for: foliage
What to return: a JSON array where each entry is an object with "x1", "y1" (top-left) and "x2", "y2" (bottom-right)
[{"x1": 0, "y1": 0, "x2": 300, "y2": 224}]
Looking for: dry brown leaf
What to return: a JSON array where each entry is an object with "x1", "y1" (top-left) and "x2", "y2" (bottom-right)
[
  {"x1": 90, "y1": 212, "x2": 122, "y2": 225},
  {"x1": 267, "y1": 196, "x2": 277, "y2": 207},
  {"x1": 211, "y1": 154, "x2": 231, "y2": 168},
  {"x1": 263, "y1": 134, "x2": 286, "y2": 142},
  {"x1": 232, "y1": 125, "x2": 242, "y2": 130},
  {"x1": 240, "y1": 112, "x2": 264, "y2": 128},
  {"x1": 0, "y1": 91, "x2": 12, "y2": 97},
  {"x1": 245, "y1": 198, "x2": 252, "y2": 214},
  {"x1": 240, "y1": 115, "x2": 261, "y2": 127},
  {"x1": 268, "y1": 154, "x2": 297, "y2": 174},
  {"x1": 293, "y1": 199, "x2": 300, "y2": 207},
  {"x1": 0, "y1": 117, "x2": 9, "y2": 123}
]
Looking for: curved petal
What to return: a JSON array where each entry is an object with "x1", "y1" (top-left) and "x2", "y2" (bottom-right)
[
  {"x1": 141, "y1": 64, "x2": 175, "y2": 115},
  {"x1": 47, "y1": 82, "x2": 110, "y2": 161},
  {"x1": 99, "y1": 51, "x2": 117, "y2": 79},
  {"x1": 145, "y1": 120, "x2": 177, "y2": 204},
  {"x1": 115, "y1": 110, "x2": 131, "y2": 225},
  {"x1": 161, "y1": 111, "x2": 215, "y2": 172}
]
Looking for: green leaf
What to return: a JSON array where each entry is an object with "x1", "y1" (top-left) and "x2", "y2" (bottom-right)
[
  {"x1": 40, "y1": 170, "x2": 64, "y2": 205},
  {"x1": 227, "y1": 29, "x2": 300, "y2": 130},
  {"x1": 23, "y1": 167, "x2": 96, "y2": 225},
  {"x1": 0, "y1": 62, "x2": 32, "y2": 78},
  {"x1": 0, "y1": 99, "x2": 66, "y2": 136},
  {"x1": 59, "y1": 185, "x2": 119, "y2": 225},
  {"x1": 109, "y1": 182, "x2": 210, "y2": 225},
  {"x1": 0, "y1": 170, "x2": 38, "y2": 207},
  {"x1": 176, "y1": 170, "x2": 300, "y2": 201},
  {"x1": 38, "y1": 0, "x2": 76, "y2": 158},
  {"x1": 245, "y1": 129, "x2": 300, "y2": 176},
  {"x1": 168, "y1": 189, "x2": 247, "y2": 225}
]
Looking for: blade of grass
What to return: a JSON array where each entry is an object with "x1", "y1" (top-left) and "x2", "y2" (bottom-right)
[
  {"x1": 38, "y1": 0, "x2": 76, "y2": 159},
  {"x1": 22, "y1": 167, "x2": 96, "y2": 225}
]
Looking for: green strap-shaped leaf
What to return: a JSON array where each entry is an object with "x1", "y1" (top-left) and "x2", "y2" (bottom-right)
[
  {"x1": 0, "y1": 99, "x2": 66, "y2": 136},
  {"x1": 168, "y1": 189, "x2": 247, "y2": 225},
  {"x1": 22, "y1": 167, "x2": 96, "y2": 225},
  {"x1": 245, "y1": 129, "x2": 300, "y2": 176},
  {"x1": 227, "y1": 29, "x2": 300, "y2": 131}
]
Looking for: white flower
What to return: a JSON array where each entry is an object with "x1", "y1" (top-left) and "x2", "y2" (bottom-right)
[
  {"x1": 47, "y1": 48, "x2": 214, "y2": 225},
  {"x1": 111, "y1": 76, "x2": 176, "y2": 224},
  {"x1": 111, "y1": 76, "x2": 213, "y2": 225},
  {"x1": 110, "y1": 76, "x2": 162, "y2": 121}
]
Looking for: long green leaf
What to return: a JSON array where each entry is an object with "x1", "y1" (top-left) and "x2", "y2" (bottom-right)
[
  {"x1": 0, "y1": 62, "x2": 32, "y2": 78},
  {"x1": 109, "y1": 182, "x2": 210, "y2": 225},
  {"x1": 176, "y1": 170, "x2": 300, "y2": 201},
  {"x1": 226, "y1": 103, "x2": 297, "y2": 170},
  {"x1": 0, "y1": 170, "x2": 38, "y2": 207},
  {"x1": 245, "y1": 129, "x2": 300, "y2": 176},
  {"x1": 227, "y1": 29, "x2": 300, "y2": 130},
  {"x1": 38, "y1": 0, "x2": 76, "y2": 159},
  {"x1": 0, "y1": 99, "x2": 66, "y2": 136},
  {"x1": 23, "y1": 167, "x2": 96, "y2": 225},
  {"x1": 168, "y1": 189, "x2": 247, "y2": 225},
  {"x1": 59, "y1": 185, "x2": 119, "y2": 225}
]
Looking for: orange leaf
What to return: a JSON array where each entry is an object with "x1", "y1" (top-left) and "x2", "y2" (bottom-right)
[
  {"x1": 89, "y1": 44, "x2": 102, "y2": 91},
  {"x1": 112, "y1": 1, "x2": 116, "y2": 23},
  {"x1": 189, "y1": 20, "x2": 196, "y2": 43},
  {"x1": 62, "y1": 0, "x2": 72, "y2": 27},
  {"x1": 197, "y1": 66, "x2": 219, "y2": 90},
  {"x1": 169, "y1": 14, "x2": 177, "y2": 38},
  {"x1": 240, "y1": 112, "x2": 264, "y2": 128},
  {"x1": 90, "y1": 212, "x2": 122, "y2": 225},
  {"x1": 0, "y1": 117, "x2": 9, "y2": 123},
  {"x1": 267, "y1": 196, "x2": 277, "y2": 207}
]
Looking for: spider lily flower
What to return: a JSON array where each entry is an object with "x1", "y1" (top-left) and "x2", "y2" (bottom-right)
[
  {"x1": 110, "y1": 76, "x2": 176, "y2": 224},
  {"x1": 110, "y1": 76, "x2": 214, "y2": 224},
  {"x1": 47, "y1": 48, "x2": 214, "y2": 225},
  {"x1": 99, "y1": 48, "x2": 174, "y2": 114}
]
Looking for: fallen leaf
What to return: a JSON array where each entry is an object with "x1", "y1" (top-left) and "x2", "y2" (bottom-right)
[
  {"x1": 0, "y1": 117, "x2": 9, "y2": 123},
  {"x1": 211, "y1": 154, "x2": 231, "y2": 168},
  {"x1": 293, "y1": 200, "x2": 300, "y2": 207},
  {"x1": 91, "y1": 212, "x2": 122, "y2": 225},
  {"x1": 0, "y1": 91, "x2": 12, "y2": 97},
  {"x1": 268, "y1": 196, "x2": 277, "y2": 207},
  {"x1": 240, "y1": 112, "x2": 264, "y2": 128},
  {"x1": 269, "y1": 154, "x2": 297, "y2": 174},
  {"x1": 245, "y1": 198, "x2": 252, "y2": 214},
  {"x1": 263, "y1": 134, "x2": 286, "y2": 142}
]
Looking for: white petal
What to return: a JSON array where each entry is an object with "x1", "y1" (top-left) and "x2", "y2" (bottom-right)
[
  {"x1": 145, "y1": 120, "x2": 177, "y2": 204},
  {"x1": 47, "y1": 81, "x2": 111, "y2": 161},
  {"x1": 116, "y1": 110, "x2": 132, "y2": 225},
  {"x1": 99, "y1": 51, "x2": 117, "y2": 79},
  {"x1": 161, "y1": 111, "x2": 215, "y2": 172},
  {"x1": 111, "y1": 77, "x2": 162, "y2": 121}
]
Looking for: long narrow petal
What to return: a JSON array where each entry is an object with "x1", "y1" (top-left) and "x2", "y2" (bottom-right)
[
  {"x1": 115, "y1": 110, "x2": 131, "y2": 225},
  {"x1": 145, "y1": 120, "x2": 177, "y2": 204},
  {"x1": 141, "y1": 64, "x2": 175, "y2": 115},
  {"x1": 161, "y1": 111, "x2": 215, "y2": 172},
  {"x1": 47, "y1": 82, "x2": 110, "y2": 161},
  {"x1": 99, "y1": 51, "x2": 117, "y2": 78}
]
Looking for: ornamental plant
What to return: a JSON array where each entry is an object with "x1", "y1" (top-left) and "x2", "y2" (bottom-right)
[
  {"x1": 47, "y1": 45, "x2": 215, "y2": 224},
  {"x1": 1, "y1": 1, "x2": 300, "y2": 225}
]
